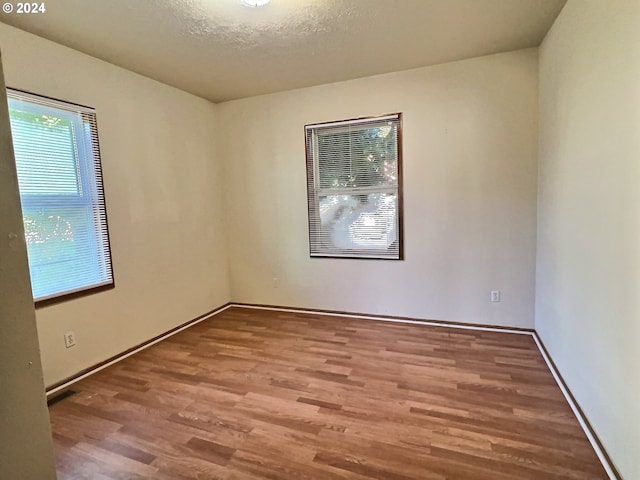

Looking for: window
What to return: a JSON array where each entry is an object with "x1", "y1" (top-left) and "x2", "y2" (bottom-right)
[
  {"x1": 7, "y1": 89, "x2": 113, "y2": 303},
  {"x1": 305, "y1": 113, "x2": 403, "y2": 259}
]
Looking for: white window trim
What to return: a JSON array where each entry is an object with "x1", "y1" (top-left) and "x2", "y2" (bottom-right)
[{"x1": 305, "y1": 113, "x2": 403, "y2": 260}]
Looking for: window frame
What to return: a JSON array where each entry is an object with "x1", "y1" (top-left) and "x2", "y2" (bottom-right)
[
  {"x1": 304, "y1": 113, "x2": 404, "y2": 260},
  {"x1": 7, "y1": 87, "x2": 115, "y2": 307}
]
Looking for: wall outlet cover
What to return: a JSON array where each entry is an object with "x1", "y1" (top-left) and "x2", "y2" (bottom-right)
[{"x1": 64, "y1": 332, "x2": 76, "y2": 348}]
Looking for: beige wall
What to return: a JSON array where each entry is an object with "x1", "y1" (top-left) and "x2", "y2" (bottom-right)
[
  {"x1": 0, "y1": 51, "x2": 56, "y2": 479},
  {"x1": 0, "y1": 23, "x2": 231, "y2": 386},
  {"x1": 3, "y1": 7, "x2": 636, "y2": 475},
  {"x1": 218, "y1": 49, "x2": 539, "y2": 328},
  {"x1": 3, "y1": 8, "x2": 634, "y2": 476},
  {"x1": 536, "y1": 1, "x2": 640, "y2": 478}
]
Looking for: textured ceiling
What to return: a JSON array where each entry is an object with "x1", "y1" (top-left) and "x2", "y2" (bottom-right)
[{"x1": 0, "y1": 0, "x2": 566, "y2": 102}]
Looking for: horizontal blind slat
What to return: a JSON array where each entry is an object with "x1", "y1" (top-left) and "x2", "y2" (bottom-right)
[
  {"x1": 306, "y1": 115, "x2": 401, "y2": 259},
  {"x1": 7, "y1": 88, "x2": 114, "y2": 301}
]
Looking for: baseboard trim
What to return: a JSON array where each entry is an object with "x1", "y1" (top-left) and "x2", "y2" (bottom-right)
[
  {"x1": 43, "y1": 301, "x2": 620, "y2": 479},
  {"x1": 532, "y1": 332, "x2": 621, "y2": 480},
  {"x1": 45, "y1": 302, "x2": 233, "y2": 397},
  {"x1": 45, "y1": 302, "x2": 531, "y2": 399},
  {"x1": 232, "y1": 302, "x2": 619, "y2": 479},
  {"x1": 230, "y1": 302, "x2": 534, "y2": 335},
  {"x1": 47, "y1": 389, "x2": 76, "y2": 407}
]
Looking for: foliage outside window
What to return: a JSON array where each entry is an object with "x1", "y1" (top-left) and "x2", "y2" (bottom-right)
[
  {"x1": 305, "y1": 114, "x2": 403, "y2": 259},
  {"x1": 7, "y1": 89, "x2": 113, "y2": 303}
]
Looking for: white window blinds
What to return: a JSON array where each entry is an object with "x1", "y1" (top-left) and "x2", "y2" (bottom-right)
[
  {"x1": 305, "y1": 114, "x2": 402, "y2": 259},
  {"x1": 7, "y1": 89, "x2": 114, "y2": 302}
]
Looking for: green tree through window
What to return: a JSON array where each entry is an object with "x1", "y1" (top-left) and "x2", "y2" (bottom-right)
[
  {"x1": 8, "y1": 89, "x2": 114, "y2": 302},
  {"x1": 306, "y1": 114, "x2": 402, "y2": 259}
]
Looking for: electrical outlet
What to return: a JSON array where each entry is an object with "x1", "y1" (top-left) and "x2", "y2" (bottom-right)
[
  {"x1": 64, "y1": 331, "x2": 76, "y2": 348},
  {"x1": 491, "y1": 290, "x2": 501, "y2": 302}
]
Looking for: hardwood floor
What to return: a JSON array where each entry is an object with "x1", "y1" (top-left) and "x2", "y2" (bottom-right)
[{"x1": 49, "y1": 307, "x2": 607, "y2": 479}]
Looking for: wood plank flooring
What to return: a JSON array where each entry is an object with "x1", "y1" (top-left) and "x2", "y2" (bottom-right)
[{"x1": 49, "y1": 307, "x2": 607, "y2": 479}]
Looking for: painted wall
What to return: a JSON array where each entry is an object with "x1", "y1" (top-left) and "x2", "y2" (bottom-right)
[
  {"x1": 218, "y1": 49, "x2": 539, "y2": 328},
  {"x1": 536, "y1": 1, "x2": 640, "y2": 478},
  {"x1": 0, "y1": 23, "x2": 231, "y2": 386},
  {"x1": 0, "y1": 51, "x2": 56, "y2": 479}
]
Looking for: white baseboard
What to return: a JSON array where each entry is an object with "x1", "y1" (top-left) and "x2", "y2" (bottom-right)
[
  {"x1": 46, "y1": 303, "x2": 233, "y2": 397},
  {"x1": 46, "y1": 302, "x2": 619, "y2": 479}
]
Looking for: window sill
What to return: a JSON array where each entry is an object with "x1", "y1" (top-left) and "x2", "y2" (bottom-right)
[{"x1": 35, "y1": 282, "x2": 115, "y2": 309}]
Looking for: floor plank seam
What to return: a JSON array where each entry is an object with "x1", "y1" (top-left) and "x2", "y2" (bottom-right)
[
  {"x1": 531, "y1": 333, "x2": 620, "y2": 480},
  {"x1": 47, "y1": 302, "x2": 618, "y2": 479}
]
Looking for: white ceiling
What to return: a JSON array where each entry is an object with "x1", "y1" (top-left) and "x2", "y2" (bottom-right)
[{"x1": 0, "y1": 0, "x2": 566, "y2": 103}]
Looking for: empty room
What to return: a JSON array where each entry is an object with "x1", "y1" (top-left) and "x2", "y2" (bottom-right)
[{"x1": 0, "y1": 0, "x2": 637, "y2": 479}]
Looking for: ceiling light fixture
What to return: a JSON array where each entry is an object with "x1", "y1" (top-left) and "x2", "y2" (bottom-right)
[{"x1": 240, "y1": 0, "x2": 270, "y2": 7}]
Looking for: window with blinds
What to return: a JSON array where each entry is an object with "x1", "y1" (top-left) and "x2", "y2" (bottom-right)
[
  {"x1": 305, "y1": 114, "x2": 403, "y2": 259},
  {"x1": 7, "y1": 89, "x2": 114, "y2": 303}
]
